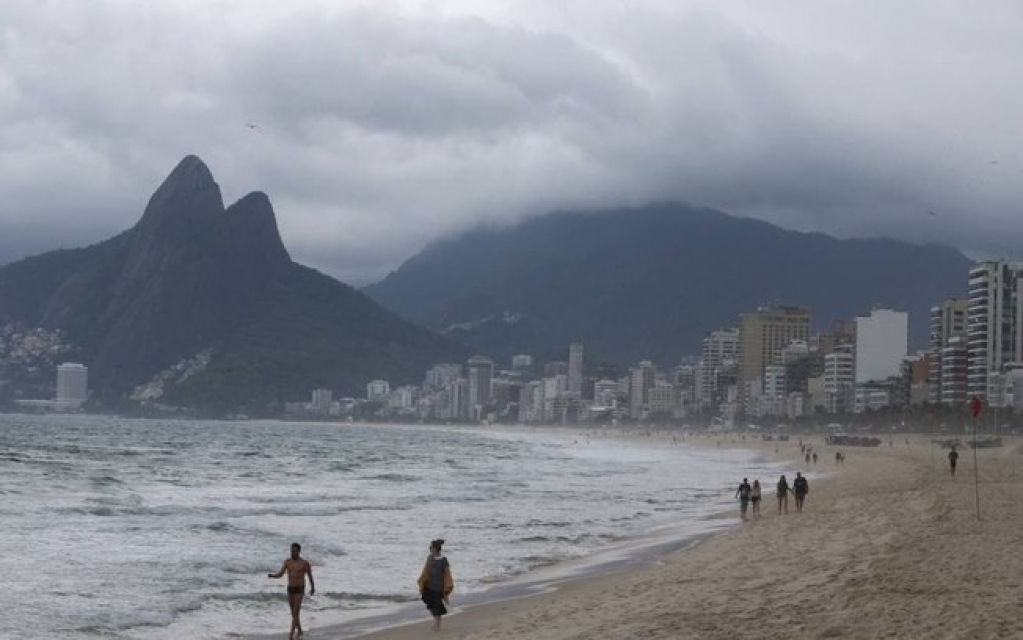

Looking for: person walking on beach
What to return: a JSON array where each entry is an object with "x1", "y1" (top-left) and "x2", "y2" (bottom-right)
[
  {"x1": 735, "y1": 478, "x2": 752, "y2": 520},
  {"x1": 776, "y1": 475, "x2": 790, "y2": 514},
  {"x1": 268, "y1": 542, "x2": 315, "y2": 640},
  {"x1": 418, "y1": 539, "x2": 454, "y2": 631},
  {"x1": 793, "y1": 472, "x2": 809, "y2": 512},
  {"x1": 750, "y1": 480, "x2": 762, "y2": 518},
  {"x1": 812, "y1": 451, "x2": 818, "y2": 465},
  {"x1": 948, "y1": 447, "x2": 959, "y2": 478}
]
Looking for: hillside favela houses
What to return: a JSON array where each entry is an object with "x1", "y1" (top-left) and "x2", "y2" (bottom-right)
[{"x1": 279, "y1": 260, "x2": 1023, "y2": 429}]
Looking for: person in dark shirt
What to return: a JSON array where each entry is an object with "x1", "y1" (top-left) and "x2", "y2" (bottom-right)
[
  {"x1": 418, "y1": 539, "x2": 455, "y2": 631},
  {"x1": 735, "y1": 478, "x2": 752, "y2": 520},
  {"x1": 776, "y1": 475, "x2": 791, "y2": 515},
  {"x1": 948, "y1": 447, "x2": 959, "y2": 477},
  {"x1": 793, "y1": 472, "x2": 809, "y2": 512}
]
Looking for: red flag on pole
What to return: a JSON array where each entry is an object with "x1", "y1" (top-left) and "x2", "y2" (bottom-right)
[{"x1": 970, "y1": 396, "x2": 982, "y2": 418}]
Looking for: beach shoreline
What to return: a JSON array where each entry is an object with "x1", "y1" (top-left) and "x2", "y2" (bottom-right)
[
  {"x1": 251, "y1": 431, "x2": 1023, "y2": 640},
  {"x1": 244, "y1": 430, "x2": 814, "y2": 640}
]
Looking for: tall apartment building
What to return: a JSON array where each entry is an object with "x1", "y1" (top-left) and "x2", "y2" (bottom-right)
[
  {"x1": 676, "y1": 364, "x2": 697, "y2": 412},
  {"x1": 310, "y1": 388, "x2": 333, "y2": 413},
  {"x1": 568, "y1": 343, "x2": 583, "y2": 395},
  {"x1": 929, "y1": 299, "x2": 968, "y2": 403},
  {"x1": 855, "y1": 308, "x2": 909, "y2": 384},
  {"x1": 737, "y1": 306, "x2": 811, "y2": 411},
  {"x1": 967, "y1": 261, "x2": 1023, "y2": 401},
  {"x1": 593, "y1": 379, "x2": 620, "y2": 409},
  {"x1": 823, "y1": 348, "x2": 855, "y2": 413},
  {"x1": 941, "y1": 336, "x2": 969, "y2": 404},
  {"x1": 764, "y1": 365, "x2": 787, "y2": 397},
  {"x1": 647, "y1": 382, "x2": 678, "y2": 417},
  {"x1": 629, "y1": 361, "x2": 656, "y2": 419},
  {"x1": 366, "y1": 379, "x2": 390, "y2": 401},
  {"x1": 700, "y1": 329, "x2": 739, "y2": 406},
  {"x1": 56, "y1": 363, "x2": 88, "y2": 406},
  {"x1": 467, "y1": 355, "x2": 495, "y2": 409},
  {"x1": 425, "y1": 364, "x2": 462, "y2": 390}
]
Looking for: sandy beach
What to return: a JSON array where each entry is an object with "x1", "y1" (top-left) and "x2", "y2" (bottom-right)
[{"x1": 329, "y1": 433, "x2": 1023, "y2": 640}]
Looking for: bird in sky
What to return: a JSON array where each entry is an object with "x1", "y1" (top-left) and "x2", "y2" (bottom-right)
[{"x1": 245, "y1": 123, "x2": 259, "y2": 130}]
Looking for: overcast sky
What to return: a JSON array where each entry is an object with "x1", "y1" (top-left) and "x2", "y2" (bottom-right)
[{"x1": 2, "y1": 1, "x2": 1021, "y2": 284}]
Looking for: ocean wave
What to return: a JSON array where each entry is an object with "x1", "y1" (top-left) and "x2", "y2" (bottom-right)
[
  {"x1": 59, "y1": 502, "x2": 411, "y2": 519},
  {"x1": 89, "y1": 474, "x2": 126, "y2": 486},
  {"x1": 516, "y1": 533, "x2": 627, "y2": 545},
  {"x1": 366, "y1": 473, "x2": 418, "y2": 482},
  {"x1": 204, "y1": 590, "x2": 416, "y2": 605}
]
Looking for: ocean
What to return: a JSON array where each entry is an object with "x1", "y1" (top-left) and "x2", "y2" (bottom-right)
[{"x1": 0, "y1": 414, "x2": 780, "y2": 639}]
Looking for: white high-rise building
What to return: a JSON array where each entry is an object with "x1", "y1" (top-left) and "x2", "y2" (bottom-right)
[
  {"x1": 764, "y1": 365, "x2": 787, "y2": 397},
  {"x1": 855, "y1": 308, "x2": 908, "y2": 384},
  {"x1": 941, "y1": 336, "x2": 969, "y2": 405},
  {"x1": 929, "y1": 299, "x2": 968, "y2": 403},
  {"x1": 56, "y1": 363, "x2": 88, "y2": 406},
  {"x1": 629, "y1": 361, "x2": 656, "y2": 419},
  {"x1": 425, "y1": 364, "x2": 461, "y2": 390},
  {"x1": 647, "y1": 382, "x2": 677, "y2": 417},
  {"x1": 568, "y1": 343, "x2": 583, "y2": 395},
  {"x1": 967, "y1": 261, "x2": 1023, "y2": 401},
  {"x1": 824, "y1": 349, "x2": 854, "y2": 413},
  {"x1": 700, "y1": 329, "x2": 739, "y2": 405},
  {"x1": 311, "y1": 388, "x2": 332, "y2": 413},
  {"x1": 366, "y1": 379, "x2": 391, "y2": 401}
]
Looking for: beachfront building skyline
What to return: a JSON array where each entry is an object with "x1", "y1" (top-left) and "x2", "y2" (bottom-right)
[
  {"x1": 967, "y1": 261, "x2": 1023, "y2": 403},
  {"x1": 855, "y1": 308, "x2": 909, "y2": 384}
]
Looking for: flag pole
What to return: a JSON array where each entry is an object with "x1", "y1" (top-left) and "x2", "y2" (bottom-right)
[{"x1": 971, "y1": 396, "x2": 981, "y2": 521}]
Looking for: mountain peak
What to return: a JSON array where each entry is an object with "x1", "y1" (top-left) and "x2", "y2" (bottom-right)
[
  {"x1": 224, "y1": 191, "x2": 291, "y2": 269},
  {"x1": 151, "y1": 155, "x2": 218, "y2": 203},
  {"x1": 134, "y1": 155, "x2": 223, "y2": 228}
]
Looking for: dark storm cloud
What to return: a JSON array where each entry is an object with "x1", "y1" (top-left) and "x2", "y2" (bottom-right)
[{"x1": 2, "y1": 1, "x2": 1021, "y2": 283}]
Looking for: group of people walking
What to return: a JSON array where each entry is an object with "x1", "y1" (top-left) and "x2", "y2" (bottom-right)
[{"x1": 735, "y1": 472, "x2": 809, "y2": 520}]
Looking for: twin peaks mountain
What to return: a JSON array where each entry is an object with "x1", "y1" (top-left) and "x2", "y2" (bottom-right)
[
  {"x1": 365, "y1": 204, "x2": 972, "y2": 367},
  {"x1": 1, "y1": 156, "x2": 972, "y2": 415},
  {"x1": 0, "y1": 156, "x2": 460, "y2": 414}
]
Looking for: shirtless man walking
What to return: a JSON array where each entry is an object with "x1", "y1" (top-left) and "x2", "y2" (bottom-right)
[{"x1": 268, "y1": 542, "x2": 315, "y2": 639}]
